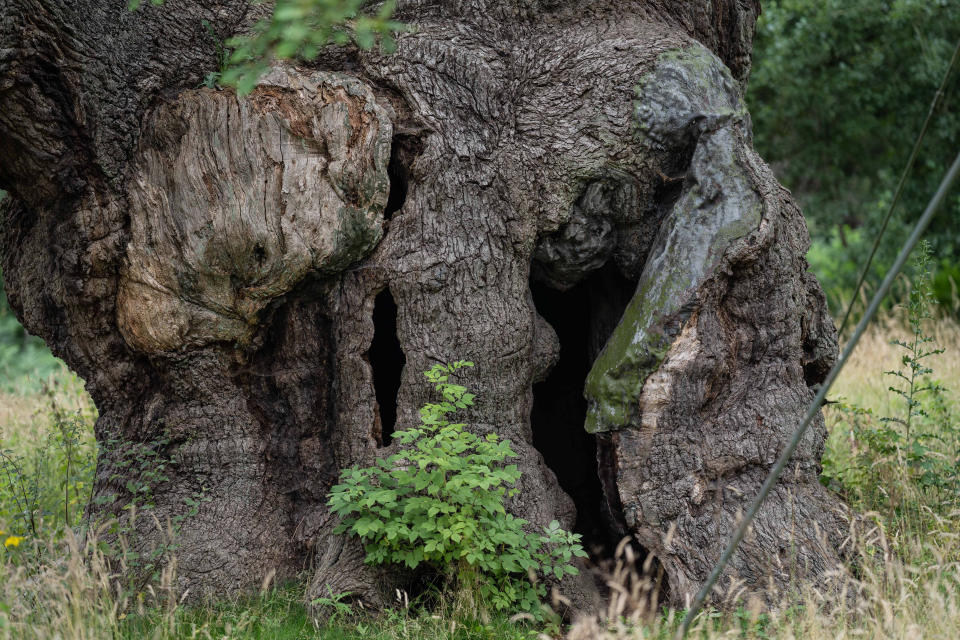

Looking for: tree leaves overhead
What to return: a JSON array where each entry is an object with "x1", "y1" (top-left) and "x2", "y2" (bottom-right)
[
  {"x1": 129, "y1": 0, "x2": 403, "y2": 95},
  {"x1": 223, "y1": 0, "x2": 404, "y2": 94}
]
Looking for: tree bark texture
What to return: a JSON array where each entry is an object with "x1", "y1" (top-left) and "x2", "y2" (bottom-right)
[{"x1": 0, "y1": 0, "x2": 850, "y2": 610}]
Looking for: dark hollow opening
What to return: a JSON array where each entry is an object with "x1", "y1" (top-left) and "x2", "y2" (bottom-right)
[
  {"x1": 531, "y1": 262, "x2": 669, "y2": 607},
  {"x1": 370, "y1": 288, "x2": 405, "y2": 445},
  {"x1": 384, "y1": 134, "x2": 422, "y2": 219},
  {"x1": 530, "y1": 262, "x2": 637, "y2": 558}
]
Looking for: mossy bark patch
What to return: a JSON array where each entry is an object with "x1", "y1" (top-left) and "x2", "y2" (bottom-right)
[{"x1": 585, "y1": 46, "x2": 761, "y2": 434}]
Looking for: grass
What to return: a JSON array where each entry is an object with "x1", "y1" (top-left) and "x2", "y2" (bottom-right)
[
  {"x1": 828, "y1": 312, "x2": 960, "y2": 415},
  {"x1": 0, "y1": 531, "x2": 545, "y2": 640},
  {"x1": 0, "y1": 371, "x2": 94, "y2": 448},
  {"x1": 1, "y1": 312, "x2": 959, "y2": 639}
]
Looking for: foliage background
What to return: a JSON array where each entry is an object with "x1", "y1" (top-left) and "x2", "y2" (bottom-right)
[
  {"x1": 0, "y1": 191, "x2": 64, "y2": 392},
  {"x1": 747, "y1": 0, "x2": 960, "y2": 316}
]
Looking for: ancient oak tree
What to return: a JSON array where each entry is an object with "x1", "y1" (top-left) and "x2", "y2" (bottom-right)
[{"x1": 0, "y1": 0, "x2": 849, "y2": 609}]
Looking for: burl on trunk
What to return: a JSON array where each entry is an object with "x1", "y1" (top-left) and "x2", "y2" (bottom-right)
[{"x1": 0, "y1": 0, "x2": 850, "y2": 609}]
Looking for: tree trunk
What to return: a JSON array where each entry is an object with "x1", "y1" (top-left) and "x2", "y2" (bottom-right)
[{"x1": 0, "y1": 0, "x2": 850, "y2": 610}]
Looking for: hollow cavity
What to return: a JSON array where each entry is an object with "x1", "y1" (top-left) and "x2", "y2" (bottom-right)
[
  {"x1": 529, "y1": 263, "x2": 636, "y2": 555},
  {"x1": 370, "y1": 287, "x2": 405, "y2": 445}
]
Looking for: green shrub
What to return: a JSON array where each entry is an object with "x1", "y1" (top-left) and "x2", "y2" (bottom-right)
[
  {"x1": 749, "y1": 0, "x2": 960, "y2": 316},
  {"x1": 327, "y1": 361, "x2": 587, "y2": 618},
  {"x1": 821, "y1": 242, "x2": 959, "y2": 533}
]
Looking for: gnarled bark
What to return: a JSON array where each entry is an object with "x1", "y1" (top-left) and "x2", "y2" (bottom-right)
[{"x1": 0, "y1": 0, "x2": 849, "y2": 611}]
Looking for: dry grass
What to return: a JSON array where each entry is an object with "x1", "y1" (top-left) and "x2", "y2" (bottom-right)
[
  {"x1": 0, "y1": 371, "x2": 95, "y2": 450},
  {"x1": 566, "y1": 512, "x2": 960, "y2": 639},
  {"x1": 831, "y1": 312, "x2": 960, "y2": 413}
]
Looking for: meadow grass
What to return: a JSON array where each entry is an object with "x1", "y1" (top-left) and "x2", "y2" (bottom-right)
[
  {"x1": 829, "y1": 312, "x2": 960, "y2": 415},
  {"x1": 1, "y1": 313, "x2": 959, "y2": 639},
  {"x1": 0, "y1": 369, "x2": 93, "y2": 448}
]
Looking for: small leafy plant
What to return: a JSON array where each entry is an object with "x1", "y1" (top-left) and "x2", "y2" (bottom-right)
[
  {"x1": 327, "y1": 361, "x2": 587, "y2": 617},
  {"x1": 200, "y1": 19, "x2": 230, "y2": 89},
  {"x1": 821, "y1": 241, "x2": 959, "y2": 529},
  {"x1": 91, "y1": 431, "x2": 211, "y2": 593},
  {"x1": 311, "y1": 587, "x2": 355, "y2": 624}
]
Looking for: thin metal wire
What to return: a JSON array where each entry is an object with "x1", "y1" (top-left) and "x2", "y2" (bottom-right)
[
  {"x1": 676, "y1": 150, "x2": 960, "y2": 639},
  {"x1": 837, "y1": 37, "x2": 960, "y2": 337}
]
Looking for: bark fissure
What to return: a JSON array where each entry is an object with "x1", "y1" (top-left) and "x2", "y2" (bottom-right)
[{"x1": 369, "y1": 287, "x2": 406, "y2": 446}]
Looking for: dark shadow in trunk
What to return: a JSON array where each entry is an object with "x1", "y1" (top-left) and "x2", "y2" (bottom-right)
[
  {"x1": 531, "y1": 263, "x2": 666, "y2": 603},
  {"x1": 384, "y1": 134, "x2": 422, "y2": 220},
  {"x1": 530, "y1": 263, "x2": 634, "y2": 554},
  {"x1": 370, "y1": 288, "x2": 405, "y2": 446}
]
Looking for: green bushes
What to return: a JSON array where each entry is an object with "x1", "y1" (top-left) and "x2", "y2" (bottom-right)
[
  {"x1": 749, "y1": 0, "x2": 960, "y2": 315},
  {"x1": 0, "y1": 274, "x2": 63, "y2": 393},
  {"x1": 328, "y1": 361, "x2": 587, "y2": 618},
  {"x1": 821, "y1": 242, "x2": 960, "y2": 537}
]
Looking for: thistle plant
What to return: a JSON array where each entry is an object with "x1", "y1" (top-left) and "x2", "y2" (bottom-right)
[
  {"x1": 885, "y1": 243, "x2": 943, "y2": 436},
  {"x1": 832, "y1": 241, "x2": 959, "y2": 523},
  {"x1": 880, "y1": 241, "x2": 955, "y2": 495}
]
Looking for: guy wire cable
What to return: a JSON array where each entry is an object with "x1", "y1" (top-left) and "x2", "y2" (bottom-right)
[{"x1": 677, "y1": 149, "x2": 960, "y2": 639}]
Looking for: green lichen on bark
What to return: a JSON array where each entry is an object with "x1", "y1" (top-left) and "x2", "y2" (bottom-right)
[{"x1": 584, "y1": 46, "x2": 762, "y2": 434}]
